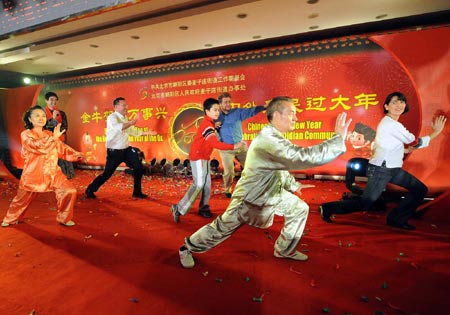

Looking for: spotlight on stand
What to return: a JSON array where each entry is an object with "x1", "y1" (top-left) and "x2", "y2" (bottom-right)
[
  {"x1": 125, "y1": 147, "x2": 150, "y2": 176},
  {"x1": 150, "y1": 158, "x2": 162, "y2": 174},
  {"x1": 182, "y1": 159, "x2": 192, "y2": 176},
  {"x1": 210, "y1": 158, "x2": 221, "y2": 177},
  {"x1": 160, "y1": 158, "x2": 174, "y2": 176},
  {"x1": 173, "y1": 158, "x2": 185, "y2": 175}
]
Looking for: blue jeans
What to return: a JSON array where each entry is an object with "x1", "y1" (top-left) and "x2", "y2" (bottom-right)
[{"x1": 361, "y1": 163, "x2": 428, "y2": 224}]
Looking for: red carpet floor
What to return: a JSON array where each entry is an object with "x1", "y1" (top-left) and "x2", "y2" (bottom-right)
[{"x1": 0, "y1": 170, "x2": 449, "y2": 315}]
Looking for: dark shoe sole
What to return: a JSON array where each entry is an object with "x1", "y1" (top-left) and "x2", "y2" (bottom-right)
[{"x1": 132, "y1": 194, "x2": 148, "y2": 199}]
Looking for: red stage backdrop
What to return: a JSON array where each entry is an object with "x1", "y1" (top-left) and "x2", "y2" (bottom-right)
[{"x1": 2, "y1": 26, "x2": 449, "y2": 192}]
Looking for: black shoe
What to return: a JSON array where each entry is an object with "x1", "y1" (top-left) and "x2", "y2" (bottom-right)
[
  {"x1": 224, "y1": 192, "x2": 232, "y2": 198},
  {"x1": 198, "y1": 205, "x2": 213, "y2": 218},
  {"x1": 319, "y1": 205, "x2": 333, "y2": 223},
  {"x1": 85, "y1": 188, "x2": 96, "y2": 199},
  {"x1": 132, "y1": 192, "x2": 148, "y2": 199},
  {"x1": 171, "y1": 205, "x2": 181, "y2": 223},
  {"x1": 387, "y1": 220, "x2": 416, "y2": 230}
]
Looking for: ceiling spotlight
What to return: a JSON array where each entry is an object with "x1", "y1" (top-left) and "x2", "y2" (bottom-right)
[
  {"x1": 307, "y1": 0, "x2": 319, "y2": 4},
  {"x1": 163, "y1": 50, "x2": 171, "y2": 54},
  {"x1": 375, "y1": 14, "x2": 388, "y2": 19},
  {"x1": 204, "y1": 43, "x2": 213, "y2": 47},
  {"x1": 252, "y1": 35, "x2": 261, "y2": 39},
  {"x1": 126, "y1": 57, "x2": 134, "y2": 60},
  {"x1": 23, "y1": 77, "x2": 31, "y2": 84},
  {"x1": 55, "y1": 51, "x2": 64, "y2": 55},
  {"x1": 130, "y1": 35, "x2": 140, "y2": 40},
  {"x1": 309, "y1": 25, "x2": 319, "y2": 30},
  {"x1": 1, "y1": 0, "x2": 16, "y2": 10},
  {"x1": 90, "y1": 44, "x2": 99, "y2": 48},
  {"x1": 237, "y1": 13, "x2": 247, "y2": 19},
  {"x1": 308, "y1": 13, "x2": 319, "y2": 19},
  {"x1": 179, "y1": 25, "x2": 189, "y2": 30}
]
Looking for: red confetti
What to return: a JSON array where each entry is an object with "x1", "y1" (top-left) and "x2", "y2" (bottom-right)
[
  {"x1": 335, "y1": 264, "x2": 340, "y2": 270},
  {"x1": 310, "y1": 279, "x2": 316, "y2": 287}
]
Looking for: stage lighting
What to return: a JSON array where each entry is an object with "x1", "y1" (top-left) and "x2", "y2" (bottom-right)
[
  {"x1": 173, "y1": 158, "x2": 186, "y2": 175},
  {"x1": 1, "y1": 0, "x2": 16, "y2": 10},
  {"x1": 182, "y1": 159, "x2": 192, "y2": 176},
  {"x1": 150, "y1": 158, "x2": 163, "y2": 174},
  {"x1": 345, "y1": 158, "x2": 369, "y2": 196},
  {"x1": 210, "y1": 158, "x2": 221, "y2": 176},
  {"x1": 160, "y1": 158, "x2": 175, "y2": 176}
]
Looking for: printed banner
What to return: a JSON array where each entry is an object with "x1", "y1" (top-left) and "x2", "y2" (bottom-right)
[{"x1": 38, "y1": 37, "x2": 419, "y2": 175}]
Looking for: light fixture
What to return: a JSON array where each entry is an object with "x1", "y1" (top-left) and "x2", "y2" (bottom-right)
[
  {"x1": 376, "y1": 14, "x2": 388, "y2": 19},
  {"x1": 179, "y1": 25, "x2": 189, "y2": 30},
  {"x1": 210, "y1": 159, "x2": 220, "y2": 176},
  {"x1": 23, "y1": 77, "x2": 31, "y2": 84},
  {"x1": 1, "y1": 0, "x2": 16, "y2": 10}
]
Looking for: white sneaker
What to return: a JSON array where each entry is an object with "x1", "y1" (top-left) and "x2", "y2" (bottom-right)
[
  {"x1": 179, "y1": 249, "x2": 195, "y2": 268},
  {"x1": 274, "y1": 250, "x2": 308, "y2": 261},
  {"x1": 60, "y1": 220, "x2": 76, "y2": 227}
]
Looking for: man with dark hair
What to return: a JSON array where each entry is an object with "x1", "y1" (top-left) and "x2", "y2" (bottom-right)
[
  {"x1": 44, "y1": 91, "x2": 75, "y2": 179},
  {"x1": 216, "y1": 92, "x2": 267, "y2": 198},
  {"x1": 85, "y1": 97, "x2": 156, "y2": 199},
  {"x1": 178, "y1": 96, "x2": 351, "y2": 268}
]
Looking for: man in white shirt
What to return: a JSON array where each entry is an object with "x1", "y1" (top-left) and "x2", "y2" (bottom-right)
[{"x1": 85, "y1": 97, "x2": 155, "y2": 199}]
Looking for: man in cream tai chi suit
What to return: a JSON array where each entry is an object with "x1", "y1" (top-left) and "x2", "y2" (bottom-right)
[{"x1": 178, "y1": 96, "x2": 351, "y2": 268}]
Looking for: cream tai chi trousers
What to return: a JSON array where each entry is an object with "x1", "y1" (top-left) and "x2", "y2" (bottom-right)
[{"x1": 185, "y1": 189, "x2": 309, "y2": 257}]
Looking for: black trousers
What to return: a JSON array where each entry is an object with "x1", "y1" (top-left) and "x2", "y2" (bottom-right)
[
  {"x1": 87, "y1": 147, "x2": 144, "y2": 195},
  {"x1": 322, "y1": 164, "x2": 427, "y2": 224}
]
